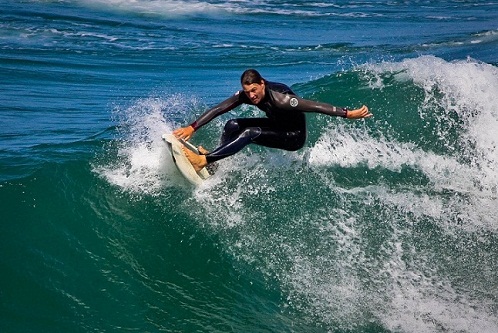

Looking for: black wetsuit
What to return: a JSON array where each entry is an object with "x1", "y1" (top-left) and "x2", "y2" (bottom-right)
[{"x1": 189, "y1": 80, "x2": 348, "y2": 163}]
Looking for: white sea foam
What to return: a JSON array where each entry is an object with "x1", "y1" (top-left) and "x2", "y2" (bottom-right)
[
  {"x1": 79, "y1": 0, "x2": 226, "y2": 17},
  {"x1": 94, "y1": 95, "x2": 197, "y2": 195},
  {"x1": 315, "y1": 55, "x2": 498, "y2": 200},
  {"x1": 303, "y1": 56, "x2": 498, "y2": 331}
]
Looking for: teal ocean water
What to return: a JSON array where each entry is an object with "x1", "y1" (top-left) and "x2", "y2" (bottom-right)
[{"x1": 2, "y1": 1, "x2": 498, "y2": 332}]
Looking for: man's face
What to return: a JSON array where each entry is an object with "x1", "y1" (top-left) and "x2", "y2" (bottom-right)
[{"x1": 242, "y1": 80, "x2": 265, "y2": 104}]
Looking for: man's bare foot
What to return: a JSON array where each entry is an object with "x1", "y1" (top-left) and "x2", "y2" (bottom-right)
[
  {"x1": 198, "y1": 146, "x2": 209, "y2": 155},
  {"x1": 182, "y1": 147, "x2": 208, "y2": 172}
]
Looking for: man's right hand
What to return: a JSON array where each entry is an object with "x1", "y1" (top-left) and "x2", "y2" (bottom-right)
[{"x1": 173, "y1": 126, "x2": 195, "y2": 141}]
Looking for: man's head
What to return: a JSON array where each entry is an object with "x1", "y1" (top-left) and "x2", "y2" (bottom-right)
[{"x1": 241, "y1": 69, "x2": 265, "y2": 104}]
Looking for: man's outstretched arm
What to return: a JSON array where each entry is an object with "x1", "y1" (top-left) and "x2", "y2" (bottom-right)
[
  {"x1": 271, "y1": 91, "x2": 372, "y2": 119},
  {"x1": 173, "y1": 92, "x2": 244, "y2": 140}
]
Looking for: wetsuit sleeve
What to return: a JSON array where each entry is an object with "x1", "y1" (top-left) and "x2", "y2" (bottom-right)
[
  {"x1": 189, "y1": 91, "x2": 244, "y2": 130},
  {"x1": 270, "y1": 91, "x2": 348, "y2": 118}
]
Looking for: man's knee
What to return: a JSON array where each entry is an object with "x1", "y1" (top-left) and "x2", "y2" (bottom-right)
[{"x1": 223, "y1": 119, "x2": 240, "y2": 135}]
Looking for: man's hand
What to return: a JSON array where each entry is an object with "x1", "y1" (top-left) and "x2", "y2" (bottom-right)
[
  {"x1": 346, "y1": 105, "x2": 372, "y2": 119},
  {"x1": 173, "y1": 126, "x2": 195, "y2": 140}
]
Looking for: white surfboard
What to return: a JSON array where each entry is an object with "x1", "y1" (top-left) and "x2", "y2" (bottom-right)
[{"x1": 162, "y1": 134, "x2": 211, "y2": 186}]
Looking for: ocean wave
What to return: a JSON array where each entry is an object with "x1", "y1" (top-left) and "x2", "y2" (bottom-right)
[
  {"x1": 72, "y1": 0, "x2": 386, "y2": 18},
  {"x1": 183, "y1": 55, "x2": 498, "y2": 332}
]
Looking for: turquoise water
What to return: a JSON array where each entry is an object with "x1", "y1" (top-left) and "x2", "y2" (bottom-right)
[{"x1": 1, "y1": 1, "x2": 498, "y2": 332}]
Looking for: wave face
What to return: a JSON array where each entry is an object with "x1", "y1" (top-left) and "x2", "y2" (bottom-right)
[
  {"x1": 1, "y1": 0, "x2": 498, "y2": 332},
  {"x1": 93, "y1": 56, "x2": 498, "y2": 332}
]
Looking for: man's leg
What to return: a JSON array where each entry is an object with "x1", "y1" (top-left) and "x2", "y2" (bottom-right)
[
  {"x1": 205, "y1": 118, "x2": 306, "y2": 163},
  {"x1": 180, "y1": 118, "x2": 265, "y2": 172},
  {"x1": 183, "y1": 118, "x2": 306, "y2": 171}
]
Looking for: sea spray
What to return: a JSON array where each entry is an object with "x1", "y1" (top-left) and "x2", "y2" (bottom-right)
[{"x1": 94, "y1": 95, "x2": 199, "y2": 195}]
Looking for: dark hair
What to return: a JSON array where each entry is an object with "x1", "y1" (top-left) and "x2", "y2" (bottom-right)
[{"x1": 240, "y1": 69, "x2": 264, "y2": 85}]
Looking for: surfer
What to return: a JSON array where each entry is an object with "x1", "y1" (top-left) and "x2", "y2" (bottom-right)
[{"x1": 173, "y1": 69, "x2": 372, "y2": 171}]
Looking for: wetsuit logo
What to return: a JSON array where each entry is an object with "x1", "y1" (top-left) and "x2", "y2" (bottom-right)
[{"x1": 290, "y1": 97, "x2": 298, "y2": 107}]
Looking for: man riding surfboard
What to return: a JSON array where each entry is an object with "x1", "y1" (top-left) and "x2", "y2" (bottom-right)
[{"x1": 173, "y1": 69, "x2": 372, "y2": 171}]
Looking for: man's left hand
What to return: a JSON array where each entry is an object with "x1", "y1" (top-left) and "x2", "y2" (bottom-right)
[{"x1": 347, "y1": 105, "x2": 372, "y2": 119}]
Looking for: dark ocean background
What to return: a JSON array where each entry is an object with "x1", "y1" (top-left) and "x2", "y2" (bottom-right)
[{"x1": 1, "y1": 1, "x2": 498, "y2": 332}]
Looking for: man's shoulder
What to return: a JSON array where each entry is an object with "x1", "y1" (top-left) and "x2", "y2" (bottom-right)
[{"x1": 266, "y1": 81, "x2": 295, "y2": 95}]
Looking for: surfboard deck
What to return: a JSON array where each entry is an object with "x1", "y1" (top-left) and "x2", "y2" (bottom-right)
[{"x1": 162, "y1": 134, "x2": 211, "y2": 186}]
